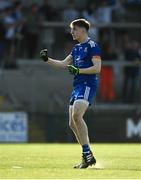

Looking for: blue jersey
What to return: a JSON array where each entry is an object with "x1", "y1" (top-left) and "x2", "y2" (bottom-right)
[{"x1": 70, "y1": 38, "x2": 101, "y2": 86}]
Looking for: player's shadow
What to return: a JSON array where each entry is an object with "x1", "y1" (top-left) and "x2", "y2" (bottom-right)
[{"x1": 91, "y1": 167, "x2": 141, "y2": 171}]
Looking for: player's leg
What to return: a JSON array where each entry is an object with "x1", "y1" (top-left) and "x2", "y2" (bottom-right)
[
  {"x1": 72, "y1": 99, "x2": 96, "y2": 168},
  {"x1": 72, "y1": 99, "x2": 89, "y2": 146},
  {"x1": 69, "y1": 105, "x2": 81, "y2": 144}
]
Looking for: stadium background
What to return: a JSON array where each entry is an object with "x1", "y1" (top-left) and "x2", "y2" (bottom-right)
[{"x1": 0, "y1": 0, "x2": 141, "y2": 143}]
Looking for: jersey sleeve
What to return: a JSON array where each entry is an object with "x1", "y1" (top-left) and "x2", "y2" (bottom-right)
[{"x1": 89, "y1": 43, "x2": 101, "y2": 57}]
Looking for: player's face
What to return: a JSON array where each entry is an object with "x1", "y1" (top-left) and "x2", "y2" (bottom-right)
[{"x1": 71, "y1": 25, "x2": 84, "y2": 41}]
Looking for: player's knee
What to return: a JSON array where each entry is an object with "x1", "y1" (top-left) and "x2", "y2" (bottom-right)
[
  {"x1": 69, "y1": 120, "x2": 74, "y2": 129},
  {"x1": 72, "y1": 111, "x2": 81, "y2": 122}
]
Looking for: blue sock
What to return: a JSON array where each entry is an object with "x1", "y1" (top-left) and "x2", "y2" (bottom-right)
[{"x1": 82, "y1": 144, "x2": 90, "y2": 154}]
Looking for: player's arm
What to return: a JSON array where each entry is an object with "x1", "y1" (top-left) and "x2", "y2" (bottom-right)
[
  {"x1": 48, "y1": 55, "x2": 72, "y2": 68},
  {"x1": 79, "y1": 56, "x2": 101, "y2": 74},
  {"x1": 40, "y1": 49, "x2": 72, "y2": 68},
  {"x1": 67, "y1": 56, "x2": 101, "y2": 75}
]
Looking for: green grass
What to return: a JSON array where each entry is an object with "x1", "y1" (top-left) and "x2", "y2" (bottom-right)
[{"x1": 0, "y1": 144, "x2": 141, "y2": 179}]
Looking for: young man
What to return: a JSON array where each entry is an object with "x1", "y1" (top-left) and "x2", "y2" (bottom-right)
[{"x1": 40, "y1": 19, "x2": 101, "y2": 168}]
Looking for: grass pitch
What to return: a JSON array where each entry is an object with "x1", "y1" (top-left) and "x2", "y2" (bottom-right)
[{"x1": 0, "y1": 143, "x2": 141, "y2": 179}]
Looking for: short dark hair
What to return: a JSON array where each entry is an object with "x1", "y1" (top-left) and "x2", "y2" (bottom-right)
[{"x1": 70, "y1": 19, "x2": 90, "y2": 31}]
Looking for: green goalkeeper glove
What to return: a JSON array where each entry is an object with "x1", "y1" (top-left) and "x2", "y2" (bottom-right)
[
  {"x1": 40, "y1": 49, "x2": 48, "y2": 62},
  {"x1": 67, "y1": 65, "x2": 79, "y2": 75}
]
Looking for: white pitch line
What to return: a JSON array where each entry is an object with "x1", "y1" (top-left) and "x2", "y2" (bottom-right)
[{"x1": 12, "y1": 166, "x2": 23, "y2": 169}]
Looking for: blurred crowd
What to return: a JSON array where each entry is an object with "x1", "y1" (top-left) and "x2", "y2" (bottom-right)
[{"x1": 0, "y1": 0, "x2": 141, "y2": 103}]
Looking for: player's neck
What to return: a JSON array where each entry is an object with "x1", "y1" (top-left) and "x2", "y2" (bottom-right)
[{"x1": 78, "y1": 35, "x2": 89, "y2": 44}]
